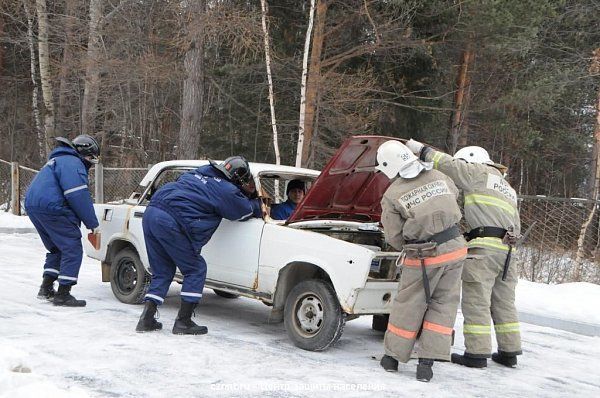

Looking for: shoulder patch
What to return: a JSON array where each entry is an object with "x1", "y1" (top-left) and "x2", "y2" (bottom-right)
[
  {"x1": 397, "y1": 179, "x2": 451, "y2": 210},
  {"x1": 486, "y1": 174, "x2": 517, "y2": 204}
]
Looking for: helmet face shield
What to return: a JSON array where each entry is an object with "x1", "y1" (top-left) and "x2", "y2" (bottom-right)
[{"x1": 214, "y1": 156, "x2": 253, "y2": 188}]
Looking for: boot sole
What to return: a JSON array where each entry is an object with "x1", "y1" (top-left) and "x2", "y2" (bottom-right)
[{"x1": 172, "y1": 328, "x2": 208, "y2": 335}]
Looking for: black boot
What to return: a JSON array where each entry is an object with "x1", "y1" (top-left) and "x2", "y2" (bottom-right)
[
  {"x1": 37, "y1": 275, "x2": 56, "y2": 300},
  {"x1": 380, "y1": 355, "x2": 398, "y2": 372},
  {"x1": 416, "y1": 358, "x2": 434, "y2": 382},
  {"x1": 53, "y1": 284, "x2": 86, "y2": 307},
  {"x1": 492, "y1": 351, "x2": 518, "y2": 368},
  {"x1": 172, "y1": 301, "x2": 208, "y2": 335},
  {"x1": 451, "y1": 353, "x2": 487, "y2": 368},
  {"x1": 136, "y1": 301, "x2": 163, "y2": 332}
]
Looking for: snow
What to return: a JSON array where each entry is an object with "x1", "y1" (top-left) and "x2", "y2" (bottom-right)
[
  {"x1": 0, "y1": 212, "x2": 34, "y2": 229},
  {"x1": 1, "y1": 221, "x2": 600, "y2": 397}
]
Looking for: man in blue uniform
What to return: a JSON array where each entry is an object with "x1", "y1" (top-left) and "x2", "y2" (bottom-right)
[
  {"x1": 25, "y1": 135, "x2": 101, "y2": 307},
  {"x1": 270, "y1": 179, "x2": 305, "y2": 220},
  {"x1": 136, "y1": 156, "x2": 263, "y2": 335}
]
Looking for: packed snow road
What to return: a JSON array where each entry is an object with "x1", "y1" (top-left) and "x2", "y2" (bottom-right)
[{"x1": 1, "y1": 232, "x2": 599, "y2": 398}]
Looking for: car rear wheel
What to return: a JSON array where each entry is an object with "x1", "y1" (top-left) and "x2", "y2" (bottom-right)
[
  {"x1": 284, "y1": 279, "x2": 345, "y2": 351},
  {"x1": 213, "y1": 289, "x2": 240, "y2": 299},
  {"x1": 110, "y1": 248, "x2": 150, "y2": 304}
]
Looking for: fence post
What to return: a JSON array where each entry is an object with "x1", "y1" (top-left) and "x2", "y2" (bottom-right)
[
  {"x1": 10, "y1": 162, "x2": 20, "y2": 215},
  {"x1": 95, "y1": 162, "x2": 104, "y2": 204}
]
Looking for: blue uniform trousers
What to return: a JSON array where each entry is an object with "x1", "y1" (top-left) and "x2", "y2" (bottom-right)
[
  {"x1": 142, "y1": 206, "x2": 207, "y2": 305},
  {"x1": 28, "y1": 211, "x2": 83, "y2": 286}
]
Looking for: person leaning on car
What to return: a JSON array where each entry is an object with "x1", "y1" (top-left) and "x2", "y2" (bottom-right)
[
  {"x1": 135, "y1": 156, "x2": 263, "y2": 335},
  {"x1": 376, "y1": 140, "x2": 467, "y2": 382},
  {"x1": 25, "y1": 135, "x2": 101, "y2": 307}
]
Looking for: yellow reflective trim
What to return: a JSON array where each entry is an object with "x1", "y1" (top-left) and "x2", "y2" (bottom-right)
[
  {"x1": 463, "y1": 324, "x2": 491, "y2": 335},
  {"x1": 468, "y1": 237, "x2": 510, "y2": 252},
  {"x1": 432, "y1": 152, "x2": 443, "y2": 170},
  {"x1": 464, "y1": 194, "x2": 516, "y2": 215},
  {"x1": 494, "y1": 322, "x2": 520, "y2": 334}
]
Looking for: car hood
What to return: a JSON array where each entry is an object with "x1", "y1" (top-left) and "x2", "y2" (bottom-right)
[{"x1": 287, "y1": 135, "x2": 402, "y2": 224}]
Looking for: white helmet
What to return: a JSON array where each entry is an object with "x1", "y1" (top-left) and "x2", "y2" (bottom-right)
[
  {"x1": 454, "y1": 146, "x2": 494, "y2": 165},
  {"x1": 376, "y1": 140, "x2": 431, "y2": 179}
]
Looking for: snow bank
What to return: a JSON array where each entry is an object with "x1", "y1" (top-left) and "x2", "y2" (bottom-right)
[
  {"x1": 0, "y1": 345, "x2": 88, "y2": 398},
  {"x1": 0, "y1": 212, "x2": 34, "y2": 228},
  {"x1": 516, "y1": 280, "x2": 600, "y2": 324}
]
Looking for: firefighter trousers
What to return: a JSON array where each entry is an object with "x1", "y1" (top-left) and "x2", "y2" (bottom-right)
[
  {"x1": 384, "y1": 259, "x2": 463, "y2": 362},
  {"x1": 461, "y1": 247, "x2": 522, "y2": 357}
]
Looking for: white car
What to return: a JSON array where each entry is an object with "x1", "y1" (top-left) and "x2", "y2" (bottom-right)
[{"x1": 84, "y1": 136, "x2": 402, "y2": 351}]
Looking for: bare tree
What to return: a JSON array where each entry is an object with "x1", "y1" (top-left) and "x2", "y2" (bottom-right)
[
  {"x1": 295, "y1": 0, "x2": 316, "y2": 168},
  {"x1": 81, "y1": 0, "x2": 103, "y2": 135},
  {"x1": 35, "y1": 0, "x2": 54, "y2": 151},
  {"x1": 446, "y1": 40, "x2": 474, "y2": 154},
  {"x1": 56, "y1": 0, "x2": 77, "y2": 134},
  {"x1": 177, "y1": 0, "x2": 206, "y2": 159}
]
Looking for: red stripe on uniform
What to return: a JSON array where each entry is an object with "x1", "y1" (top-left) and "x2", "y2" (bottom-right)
[
  {"x1": 422, "y1": 321, "x2": 453, "y2": 335},
  {"x1": 403, "y1": 247, "x2": 467, "y2": 267},
  {"x1": 387, "y1": 323, "x2": 418, "y2": 339}
]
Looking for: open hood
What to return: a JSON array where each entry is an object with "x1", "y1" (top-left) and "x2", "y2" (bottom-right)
[{"x1": 287, "y1": 135, "x2": 402, "y2": 224}]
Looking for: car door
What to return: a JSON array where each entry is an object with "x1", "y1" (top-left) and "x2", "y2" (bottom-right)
[{"x1": 203, "y1": 217, "x2": 264, "y2": 288}]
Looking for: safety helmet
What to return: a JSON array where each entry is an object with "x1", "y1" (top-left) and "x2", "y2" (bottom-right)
[
  {"x1": 376, "y1": 140, "x2": 424, "y2": 179},
  {"x1": 454, "y1": 146, "x2": 493, "y2": 165},
  {"x1": 210, "y1": 156, "x2": 253, "y2": 187},
  {"x1": 56, "y1": 134, "x2": 100, "y2": 164}
]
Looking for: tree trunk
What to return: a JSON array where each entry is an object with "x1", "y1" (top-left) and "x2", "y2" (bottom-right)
[
  {"x1": 573, "y1": 48, "x2": 600, "y2": 282},
  {"x1": 57, "y1": 0, "x2": 77, "y2": 134},
  {"x1": 177, "y1": 0, "x2": 206, "y2": 159},
  {"x1": 81, "y1": 0, "x2": 103, "y2": 135},
  {"x1": 446, "y1": 42, "x2": 474, "y2": 154},
  {"x1": 295, "y1": 0, "x2": 316, "y2": 168},
  {"x1": 23, "y1": 0, "x2": 45, "y2": 160},
  {"x1": 35, "y1": 0, "x2": 55, "y2": 152},
  {"x1": 301, "y1": 0, "x2": 327, "y2": 168}
]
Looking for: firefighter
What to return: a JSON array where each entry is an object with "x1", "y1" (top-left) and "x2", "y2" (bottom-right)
[
  {"x1": 25, "y1": 135, "x2": 101, "y2": 307},
  {"x1": 406, "y1": 139, "x2": 522, "y2": 368},
  {"x1": 270, "y1": 179, "x2": 305, "y2": 220},
  {"x1": 136, "y1": 156, "x2": 263, "y2": 335},
  {"x1": 376, "y1": 140, "x2": 467, "y2": 382}
]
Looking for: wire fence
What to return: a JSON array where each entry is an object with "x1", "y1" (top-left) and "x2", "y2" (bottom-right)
[{"x1": 0, "y1": 158, "x2": 599, "y2": 284}]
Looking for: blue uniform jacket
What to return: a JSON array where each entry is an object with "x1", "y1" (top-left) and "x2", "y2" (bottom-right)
[
  {"x1": 25, "y1": 146, "x2": 99, "y2": 230},
  {"x1": 271, "y1": 200, "x2": 296, "y2": 220},
  {"x1": 148, "y1": 165, "x2": 262, "y2": 251}
]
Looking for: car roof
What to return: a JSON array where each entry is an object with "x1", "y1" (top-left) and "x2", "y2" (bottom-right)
[{"x1": 140, "y1": 160, "x2": 320, "y2": 187}]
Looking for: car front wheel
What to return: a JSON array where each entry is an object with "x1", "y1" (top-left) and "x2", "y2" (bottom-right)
[
  {"x1": 284, "y1": 279, "x2": 345, "y2": 351},
  {"x1": 110, "y1": 248, "x2": 150, "y2": 304}
]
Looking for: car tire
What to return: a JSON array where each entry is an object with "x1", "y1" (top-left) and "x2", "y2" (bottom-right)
[
  {"x1": 284, "y1": 279, "x2": 345, "y2": 351},
  {"x1": 372, "y1": 314, "x2": 389, "y2": 332},
  {"x1": 110, "y1": 248, "x2": 150, "y2": 304},
  {"x1": 213, "y1": 289, "x2": 240, "y2": 299}
]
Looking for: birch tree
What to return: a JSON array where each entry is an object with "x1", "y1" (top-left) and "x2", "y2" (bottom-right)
[
  {"x1": 295, "y1": 0, "x2": 316, "y2": 168},
  {"x1": 34, "y1": 0, "x2": 54, "y2": 152}
]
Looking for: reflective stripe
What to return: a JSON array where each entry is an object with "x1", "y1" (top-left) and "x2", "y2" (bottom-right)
[
  {"x1": 468, "y1": 237, "x2": 510, "y2": 252},
  {"x1": 464, "y1": 194, "x2": 516, "y2": 215},
  {"x1": 145, "y1": 294, "x2": 164, "y2": 303},
  {"x1": 387, "y1": 323, "x2": 418, "y2": 339},
  {"x1": 432, "y1": 152, "x2": 443, "y2": 169},
  {"x1": 463, "y1": 324, "x2": 491, "y2": 335},
  {"x1": 44, "y1": 268, "x2": 59, "y2": 274},
  {"x1": 423, "y1": 321, "x2": 453, "y2": 335},
  {"x1": 494, "y1": 322, "x2": 520, "y2": 334},
  {"x1": 403, "y1": 247, "x2": 467, "y2": 267},
  {"x1": 181, "y1": 292, "x2": 203, "y2": 298},
  {"x1": 58, "y1": 275, "x2": 77, "y2": 281},
  {"x1": 63, "y1": 185, "x2": 88, "y2": 196},
  {"x1": 235, "y1": 211, "x2": 254, "y2": 221}
]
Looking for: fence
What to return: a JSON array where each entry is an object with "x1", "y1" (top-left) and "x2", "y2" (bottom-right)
[{"x1": 0, "y1": 158, "x2": 598, "y2": 284}]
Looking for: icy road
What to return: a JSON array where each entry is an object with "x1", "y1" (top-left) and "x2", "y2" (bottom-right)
[{"x1": 1, "y1": 230, "x2": 599, "y2": 398}]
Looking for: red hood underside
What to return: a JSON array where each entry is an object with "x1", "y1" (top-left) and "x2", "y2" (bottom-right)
[{"x1": 287, "y1": 135, "x2": 402, "y2": 224}]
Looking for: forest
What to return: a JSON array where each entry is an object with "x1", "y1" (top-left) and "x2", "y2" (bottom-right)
[{"x1": 0, "y1": 0, "x2": 598, "y2": 198}]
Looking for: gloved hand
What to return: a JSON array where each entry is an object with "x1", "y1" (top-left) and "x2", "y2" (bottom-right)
[
  {"x1": 91, "y1": 227, "x2": 100, "y2": 235},
  {"x1": 406, "y1": 139, "x2": 424, "y2": 155}
]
